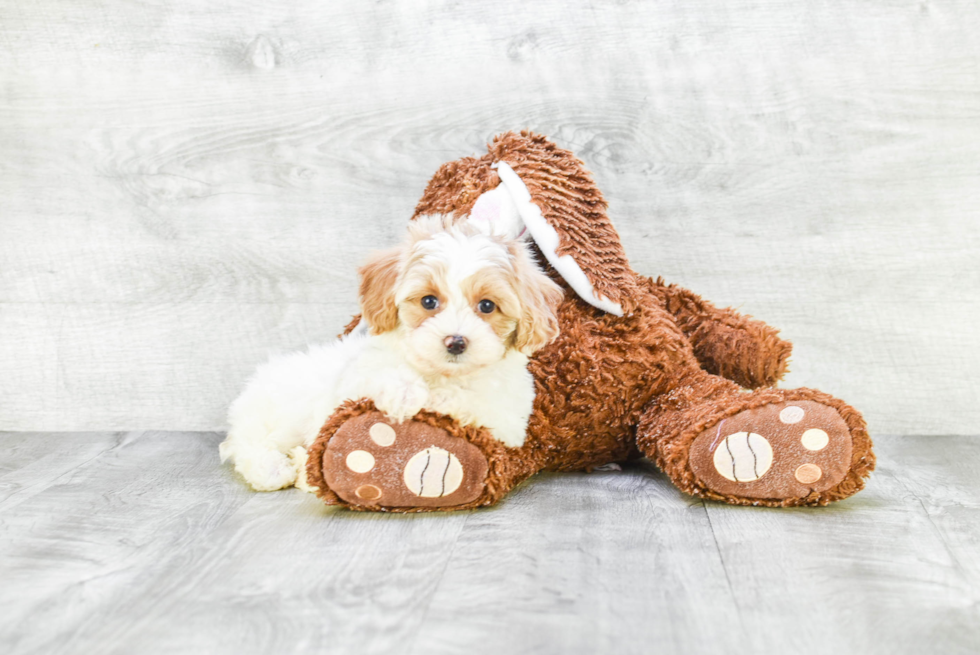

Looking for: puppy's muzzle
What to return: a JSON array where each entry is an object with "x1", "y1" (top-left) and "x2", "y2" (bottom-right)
[{"x1": 443, "y1": 335, "x2": 468, "y2": 356}]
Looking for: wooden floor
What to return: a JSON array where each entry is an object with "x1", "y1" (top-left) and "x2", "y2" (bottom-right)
[{"x1": 0, "y1": 433, "x2": 977, "y2": 655}]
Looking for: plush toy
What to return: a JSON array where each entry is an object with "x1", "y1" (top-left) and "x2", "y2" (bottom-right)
[{"x1": 305, "y1": 131, "x2": 875, "y2": 511}]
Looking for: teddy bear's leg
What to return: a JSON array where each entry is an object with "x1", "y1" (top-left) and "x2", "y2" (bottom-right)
[
  {"x1": 636, "y1": 370, "x2": 875, "y2": 506},
  {"x1": 304, "y1": 399, "x2": 533, "y2": 512},
  {"x1": 644, "y1": 278, "x2": 793, "y2": 389}
]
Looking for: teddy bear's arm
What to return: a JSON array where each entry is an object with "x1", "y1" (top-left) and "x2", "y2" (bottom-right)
[{"x1": 645, "y1": 277, "x2": 792, "y2": 389}]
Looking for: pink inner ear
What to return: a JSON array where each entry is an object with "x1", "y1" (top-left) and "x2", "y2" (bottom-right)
[
  {"x1": 469, "y1": 184, "x2": 527, "y2": 239},
  {"x1": 470, "y1": 193, "x2": 502, "y2": 224}
]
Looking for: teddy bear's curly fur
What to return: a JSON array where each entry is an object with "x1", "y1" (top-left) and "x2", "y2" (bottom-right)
[{"x1": 306, "y1": 131, "x2": 875, "y2": 511}]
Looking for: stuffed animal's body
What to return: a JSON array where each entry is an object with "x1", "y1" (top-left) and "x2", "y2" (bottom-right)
[{"x1": 305, "y1": 132, "x2": 875, "y2": 511}]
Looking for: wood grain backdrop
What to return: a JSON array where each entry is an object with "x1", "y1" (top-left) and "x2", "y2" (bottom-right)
[{"x1": 1, "y1": 1, "x2": 978, "y2": 433}]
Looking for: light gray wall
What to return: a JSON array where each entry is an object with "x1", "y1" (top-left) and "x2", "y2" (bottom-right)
[{"x1": 2, "y1": 1, "x2": 978, "y2": 434}]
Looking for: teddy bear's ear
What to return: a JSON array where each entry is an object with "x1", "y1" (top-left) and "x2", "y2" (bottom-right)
[
  {"x1": 489, "y1": 132, "x2": 641, "y2": 316},
  {"x1": 489, "y1": 160, "x2": 625, "y2": 316},
  {"x1": 413, "y1": 132, "x2": 640, "y2": 316}
]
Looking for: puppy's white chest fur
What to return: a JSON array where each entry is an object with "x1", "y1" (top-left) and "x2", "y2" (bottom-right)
[
  {"x1": 339, "y1": 330, "x2": 533, "y2": 448},
  {"x1": 421, "y1": 349, "x2": 534, "y2": 448}
]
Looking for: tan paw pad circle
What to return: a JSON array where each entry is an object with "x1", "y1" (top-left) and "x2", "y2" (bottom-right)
[
  {"x1": 345, "y1": 450, "x2": 375, "y2": 473},
  {"x1": 404, "y1": 447, "x2": 463, "y2": 498},
  {"x1": 795, "y1": 463, "x2": 822, "y2": 484},
  {"x1": 800, "y1": 428, "x2": 829, "y2": 451},
  {"x1": 713, "y1": 432, "x2": 773, "y2": 483},
  {"x1": 355, "y1": 484, "x2": 382, "y2": 500},
  {"x1": 779, "y1": 406, "x2": 805, "y2": 424},
  {"x1": 369, "y1": 422, "x2": 397, "y2": 447}
]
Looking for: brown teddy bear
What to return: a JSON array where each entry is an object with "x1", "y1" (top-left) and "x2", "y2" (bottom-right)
[{"x1": 305, "y1": 131, "x2": 875, "y2": 511}]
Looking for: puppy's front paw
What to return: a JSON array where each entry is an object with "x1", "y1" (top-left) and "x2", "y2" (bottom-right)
[{"x1": 371, "y1": 375, "x2": 429, "y2": 422}]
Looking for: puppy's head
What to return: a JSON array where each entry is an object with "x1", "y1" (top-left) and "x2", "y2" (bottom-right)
[{"x1": 359, "y1": 215, "x2": 563, "y2": 377}]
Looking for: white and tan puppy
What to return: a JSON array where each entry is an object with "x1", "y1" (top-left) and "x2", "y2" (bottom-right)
[{"x1": 220, "y1": 216, "x2": 563, "y2": 491}]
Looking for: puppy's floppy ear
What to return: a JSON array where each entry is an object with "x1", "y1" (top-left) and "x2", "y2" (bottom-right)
[
  {"x1": 358, "y1": 247, "x2": 402, "y2": 334},
  {"x1": 511, "y1": 245, "x2": 564, "y2": 355}
]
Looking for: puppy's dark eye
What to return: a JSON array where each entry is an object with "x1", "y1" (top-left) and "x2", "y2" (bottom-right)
[
  {"x1": 421, "y1": 295, "x2": 439, "y2": 310},
  {"x1": 478, "y1": 299, "x2": 496, "y2": 314}
]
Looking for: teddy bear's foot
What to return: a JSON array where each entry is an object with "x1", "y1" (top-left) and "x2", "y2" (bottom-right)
[
  {"x1": 310, "y1": 409, "x2": 490, "y2": 510},
  {"x1": 640, "y1": 381, "x2": 875, "y2": 507},
  {"x1": 688, "y1": 399, "x2": 860, "y2": 503}
]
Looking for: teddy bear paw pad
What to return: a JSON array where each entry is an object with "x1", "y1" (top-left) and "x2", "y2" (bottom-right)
[
  {"x1": 689, "y1": 401, "x2": 853, "y2": 501},
  {"x1": 322, "y1": 411, "x2": 488, "y2": 508}
]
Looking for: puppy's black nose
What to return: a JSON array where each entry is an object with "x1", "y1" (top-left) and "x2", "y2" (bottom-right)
[{"x1": 444, "y1": 335, "x2": 468, "y2": 355}]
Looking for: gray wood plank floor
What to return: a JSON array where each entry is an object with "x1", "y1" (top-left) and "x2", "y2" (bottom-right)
[{"x1": 0, "y1": 433, "x2": 977, "y2": 655}]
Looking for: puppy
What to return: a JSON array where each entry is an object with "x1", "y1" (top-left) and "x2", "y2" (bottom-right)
[{"x1": 219, "y1": 215, "x2": 563, "y2": 491}]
